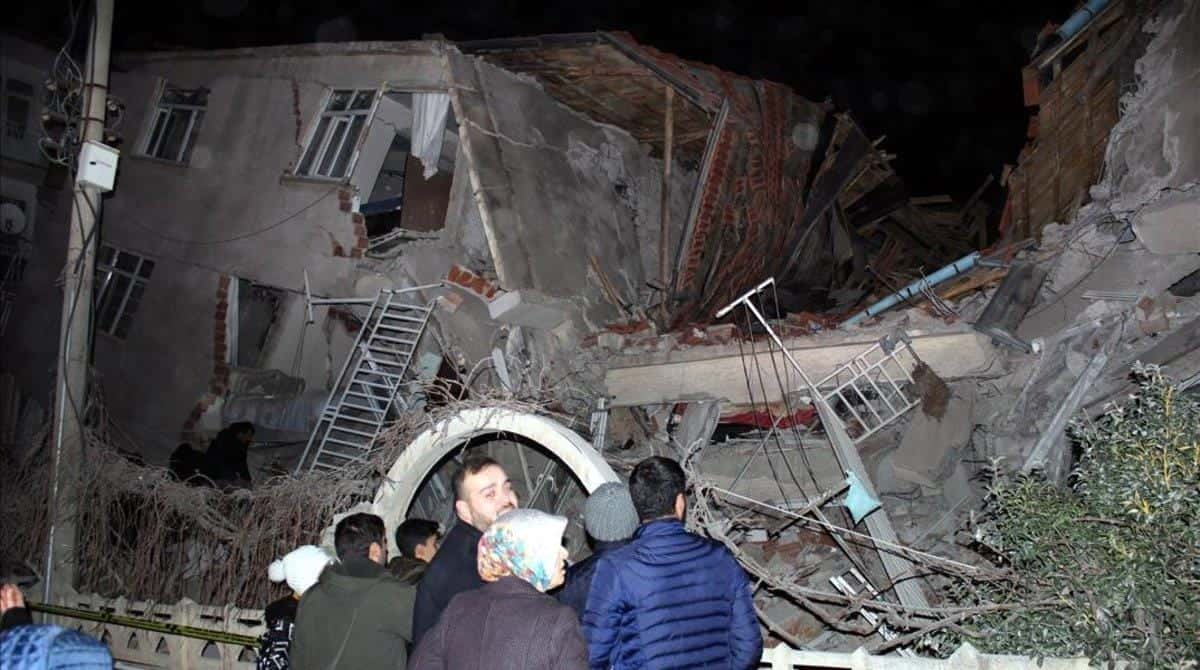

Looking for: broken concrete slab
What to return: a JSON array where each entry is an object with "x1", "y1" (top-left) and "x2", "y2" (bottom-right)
[
  {"x1": 1018, "y1": 222, "x2": 1200, "y2": 341},
  {"x1": 487, "y1": 289, "x2": 568, "y2": 328},
  {"x1": 603, "y1": 325, "x2": 999, "y2": 407},
  {"x1": 1132, "y1": 192, "x2": 1200, "y2": 254},
  {"x1": 891, "y1": 386, "x2": 975, "y2": 489}
]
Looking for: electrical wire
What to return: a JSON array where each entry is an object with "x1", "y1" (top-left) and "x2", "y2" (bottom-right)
[
  {"x1": 764, "y1": 283, "x2": 825, "y2": 495},
  {"x1": 120, "y1": 188, "x2": 339, "y2": 245},
  {"x1": 39, "y1": 0, "x2": 87, "y2": 167},
  {"x1": 733, "y1": 317, "x2": 792, "y2": 506}
]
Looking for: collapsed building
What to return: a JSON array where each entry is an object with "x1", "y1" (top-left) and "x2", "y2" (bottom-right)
[{"x1": 1, "y1": 0, "x2": 1198, "y2": 665}]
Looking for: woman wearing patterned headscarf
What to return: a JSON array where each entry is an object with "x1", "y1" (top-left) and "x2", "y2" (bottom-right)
[{"x1": 409, "y1": 509, "x2": 586, "y2": 669}]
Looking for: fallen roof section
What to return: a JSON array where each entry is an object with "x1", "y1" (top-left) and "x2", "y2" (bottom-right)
[{"x1": 462, "y1": 32, "x2": 970, "y2": 329}]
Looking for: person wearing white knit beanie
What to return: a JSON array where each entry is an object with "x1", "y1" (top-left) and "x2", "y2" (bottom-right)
[{"x1": 258, "y1": 545, "x2": 332, "y2": 670}]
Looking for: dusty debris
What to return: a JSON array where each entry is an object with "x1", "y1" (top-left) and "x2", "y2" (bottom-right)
[
  {"x1": 891, "y1": 385, "x2": 975, "y2": 489},
  {"x1": 910, "y1": 362, "x2": 950, "y2": 419}
]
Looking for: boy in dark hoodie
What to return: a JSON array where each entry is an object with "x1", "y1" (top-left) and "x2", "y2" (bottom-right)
[{"x1": 387, "y1": 518, "x2": 440, "y2": 585}]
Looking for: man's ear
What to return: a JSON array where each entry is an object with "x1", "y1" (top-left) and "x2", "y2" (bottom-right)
[
  {"x1": 369, "y1": 542, "x2": 386, "y2": 565},
  {"x1": 455, "y1": 499, "x2": 470, "y2": 525},
  {"x1": 673, "y1": 493, "x2": 686, "y2": 520}
]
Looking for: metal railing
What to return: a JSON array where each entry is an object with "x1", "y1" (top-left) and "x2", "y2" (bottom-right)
[
  {"x1": 40, "y1": 591, "x2": 264, "y2": 669},
  {"x1": 815, "y1": 335, "x2": 920, "y2": 444}
]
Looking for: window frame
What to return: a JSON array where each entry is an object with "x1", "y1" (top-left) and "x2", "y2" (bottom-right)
[
  {"x1": 140, "y1": 82, "x2": 207, "y2": 164},
  {"x1": 293, "y1": 88, "x2": 380, "y2": 181},
  {"x1": 95, "y1": 244, "x2": 155, "y2": 339},
  {"x1": 2, "y1": 76, "x2": 35, "y2": 143}
]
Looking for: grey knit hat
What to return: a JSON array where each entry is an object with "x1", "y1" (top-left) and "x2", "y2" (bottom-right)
[{"x1": 584, "y1": 482, "x2": 639, "y2": 542}]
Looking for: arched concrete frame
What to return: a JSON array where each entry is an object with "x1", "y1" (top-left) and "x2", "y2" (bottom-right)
[{"x1": 370, "y1": 407, "x2": 619, "y2": 554}]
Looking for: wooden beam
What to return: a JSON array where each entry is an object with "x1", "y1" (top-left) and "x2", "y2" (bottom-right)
[{"x1": 659, "y1": 84, "x2": 675, "y2": 322}]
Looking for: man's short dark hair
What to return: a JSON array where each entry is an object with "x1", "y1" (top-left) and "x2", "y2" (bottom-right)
[
  {"x1": 629, "y1": 456, "x2": 687, "y2": 521},
  {"x1": 451, "y1": 454, "x2": 502, "y2": 501},
  {"x1": 334, "y1": 513, "x2": 386, "y2": 561},
  {"x1": 229, "y1": 421, "x2": 254, "y2": 436},
  {"x1": 395, "y1": 518, "x2": 440, "y2": 558}
]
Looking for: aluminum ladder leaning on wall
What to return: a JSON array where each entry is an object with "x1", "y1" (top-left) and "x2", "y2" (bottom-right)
[{"x1": 295, "y1": 280, "x2": 440, "y2": 474}]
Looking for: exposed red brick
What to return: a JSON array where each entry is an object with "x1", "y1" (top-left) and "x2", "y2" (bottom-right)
[{"x1": 605, "y1": 319, "x2": 651, "y2": 335}]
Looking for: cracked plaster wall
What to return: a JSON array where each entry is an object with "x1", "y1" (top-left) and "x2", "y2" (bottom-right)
[
  {"x1": 446, "y1": 49, "x2": 697, "y2": 334},
  {"x1": 1094, "y1": 0, "x2": 1200, "y2": 213},
  {"x1": 56, "y1": 48, "x2": 452, "y2": 458}
]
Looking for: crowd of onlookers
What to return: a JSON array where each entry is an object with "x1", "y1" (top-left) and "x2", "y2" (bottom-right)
[{"x1": 0, "y1": 454, "x2": 762, "y2": 669}]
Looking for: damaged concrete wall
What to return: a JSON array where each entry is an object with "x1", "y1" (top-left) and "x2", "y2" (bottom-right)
[
  {"x1": 64, "y1": 45, "x2": 458, "y2": 457},
  {"x1": 1097, "y1": 0, "x2": 1200, "y2": 250},
  {"x1": 445, "y1": 48, "x2": 696, "y2": 333}
]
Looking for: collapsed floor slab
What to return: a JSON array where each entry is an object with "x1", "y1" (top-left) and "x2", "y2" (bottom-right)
[{"x1": 603, "y1": 325, "x2": 999, "y2": 407}]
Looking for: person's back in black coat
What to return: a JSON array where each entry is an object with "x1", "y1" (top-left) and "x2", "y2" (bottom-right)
[{"x1": 411, "y1": 522, "x2": 483, "y2": 646}]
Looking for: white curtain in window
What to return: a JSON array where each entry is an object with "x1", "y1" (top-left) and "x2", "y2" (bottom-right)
[{"x1": 411, "y1": 92, "x2": 451, "y2": 179}]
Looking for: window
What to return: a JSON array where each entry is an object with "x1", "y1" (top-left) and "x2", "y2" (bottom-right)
[
  {"x1": 295, "y1": 89, "x2": 376, "y2": 179},
  {"x1": 3, "y1": 78, "x2": 35, "y2": 142},
  {"x1": 95, "y1": 245, "x2": 155, "y2": 338},
  {"x1": 142, "y1": 85, "x2": 207, "y2": 163},
  {"x1": 228, "y1": 278, "x2": 283, "y2": 367}
]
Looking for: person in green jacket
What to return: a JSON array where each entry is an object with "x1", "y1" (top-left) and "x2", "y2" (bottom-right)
[{"x1": 291, "y1": 513, "x2": 415, "y2": 670}]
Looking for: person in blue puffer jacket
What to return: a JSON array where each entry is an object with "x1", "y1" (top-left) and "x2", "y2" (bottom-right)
[{"x1": 582, "y1": 456, "x2": 762, "y2": 669}]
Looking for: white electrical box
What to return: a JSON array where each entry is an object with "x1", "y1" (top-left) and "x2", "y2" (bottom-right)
[{"x1": 78, "y1": 140, "x2": 120, "y2": 193}]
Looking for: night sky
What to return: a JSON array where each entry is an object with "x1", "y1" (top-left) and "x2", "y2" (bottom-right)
[{"x1": 17, "y1": 0, "x2": 1077, "y2": 200}]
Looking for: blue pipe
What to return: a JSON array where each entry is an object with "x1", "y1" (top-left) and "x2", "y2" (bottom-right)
[
  {"x1": 842, "y1": 252, "x2": 981, "y2": 327},
  {"x1": 1056, "y1": 0, "x2": 1111, "y2": 42}
]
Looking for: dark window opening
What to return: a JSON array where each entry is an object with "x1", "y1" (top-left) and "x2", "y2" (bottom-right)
[
  {"x1": 95, "y1": 244, "x2": 155, "y2": 339},
  {"x1": 360, "y1": 91, "x2": 457, "y2": 252},
  {"x1": 143, "y1": 85, "x2": 208, "y2": 164},
  {"x1": 233, "y1": 279, "x2": 284, "y2": 368}
]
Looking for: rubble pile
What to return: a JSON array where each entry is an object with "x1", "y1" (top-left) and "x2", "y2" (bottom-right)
[
  {"x1": 577, "y1": 0, "x2": 1200, "y2": 653},
  {"x1": 2, "y1": 0, "x2": 1196, "y2": 662}
]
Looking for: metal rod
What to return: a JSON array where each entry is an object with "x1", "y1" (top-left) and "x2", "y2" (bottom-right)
[
  {"x1": 659, "y1": 84, "x2": 675, "y2": 324},
  {"x1": 842, "y1": 252, "x2": 981, "y2": 327}
]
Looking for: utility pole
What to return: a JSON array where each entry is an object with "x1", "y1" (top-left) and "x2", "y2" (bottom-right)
[{"x1": 44, "y1": 0, "x2": 114, "y2": 604}]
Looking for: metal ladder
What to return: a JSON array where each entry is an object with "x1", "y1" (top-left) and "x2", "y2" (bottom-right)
[
  {"x1": 815, "y1": 335, "x2": 921, "y2": 444},
  {"x1": 296, "y1": 290, "x2": 433, "y2": 474}
]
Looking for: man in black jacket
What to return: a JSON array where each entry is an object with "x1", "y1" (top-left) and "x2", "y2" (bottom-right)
[
  {"x1": 557, "y1": 482, "x2": 639, "y2": 618},
  {"x1": 411, "y1": 454, "x2": 518, "y2": 645},
  {"x1": 203, "y1": 422, "x2": 255, "y2": 488}
]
